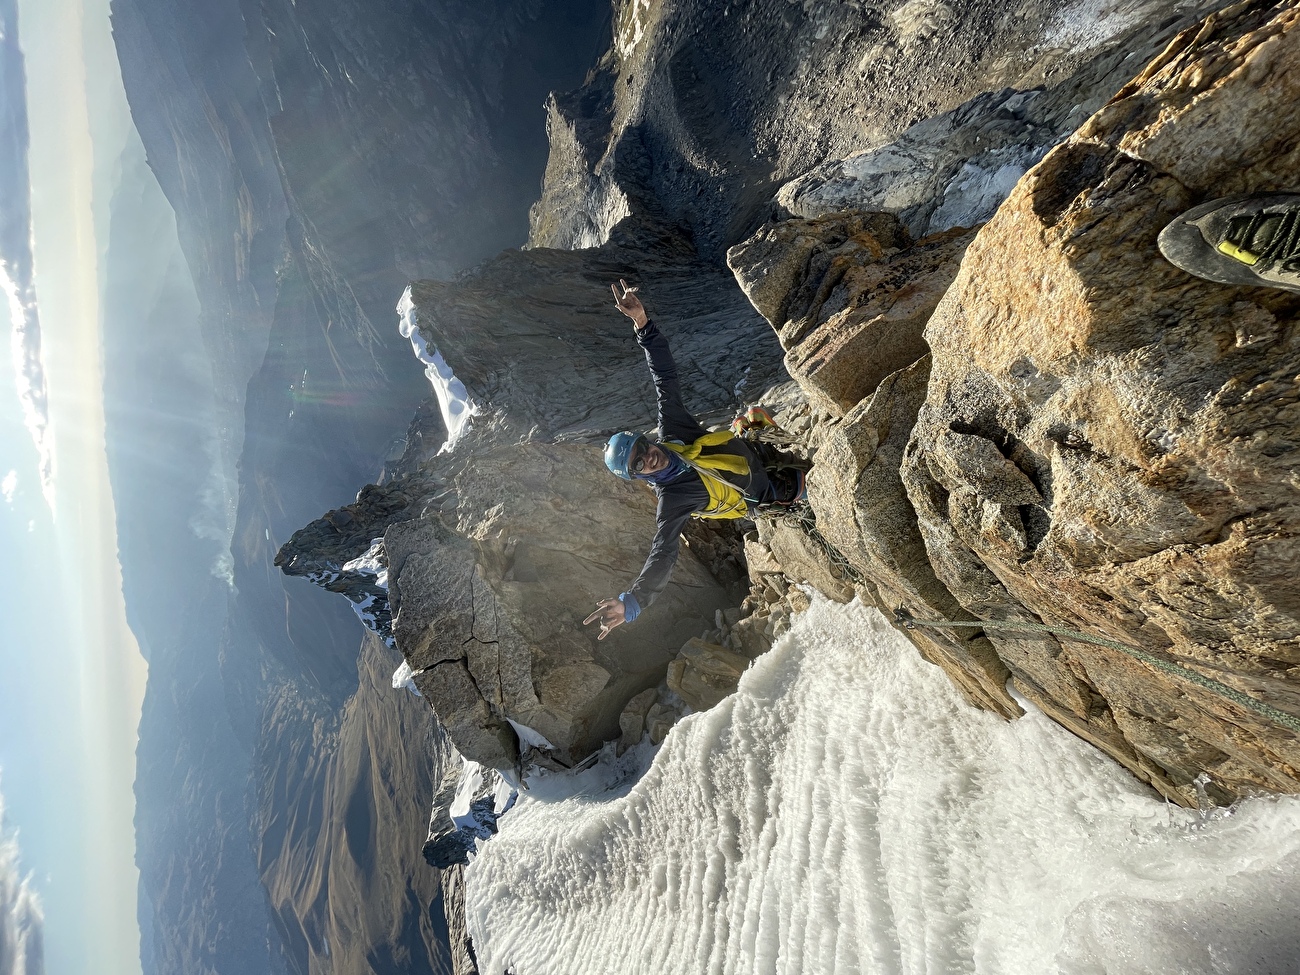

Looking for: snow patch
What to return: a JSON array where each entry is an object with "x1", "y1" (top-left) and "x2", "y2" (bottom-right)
[
  {"x1": 493, "y1": 776, "x2": 517, "y2": 816},
  {"x1": 617, "y1": 0, "x2": 652, "y2": 59},
  {"x1": 391, "y1": 660, "x2": 422, "y2": 696},
  {"x1": 397, "y1": 288, "x2": 477, "y2": 451},
  {"x1": 342, "y1": 538, "x2": 388, "y2": 589},
  {"x1": 506, "y1": 718, "x2": 555, "y2": 753},
  {"x1": 304, "y1": 568, "x2": 340, "y2": 586},
  {"x1": 348, "y1": 593, "x2": 381, "y2": 629},
  {"x1": 450, "y1": 759, "x2": 487, "y2": 832},
  {"x1": 465, "y1": 597, "x2": 1300, "y2": 975}
]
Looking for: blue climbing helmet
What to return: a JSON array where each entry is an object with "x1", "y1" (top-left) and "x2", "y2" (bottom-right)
[{"x1": 604, "y1": 431, "x2": 649, "y2": 480}]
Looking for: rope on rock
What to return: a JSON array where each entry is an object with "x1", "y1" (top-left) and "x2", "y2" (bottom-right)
[
  {"x1": 736, "y1": 408, "x2": 1299, "y2": 738},
  {"x1": 893, "y1": 608, "x2": 1300, "y2": 736},
  {"x1": 767, "y1": 505, "x2": 868, "y2": 587}
]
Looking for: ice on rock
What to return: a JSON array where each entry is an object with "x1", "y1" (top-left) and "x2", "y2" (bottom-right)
[
  {"x1": 397, "y1": 287, "x2": 477, "y2": 450},
  {"x1": 349, "y1": 593, "x2": 378, "y2": 625},
  {"x1": 465, "y1": 597, "x2": 1300, "y2": 975},
  {"x1": 449, "y1": 759, "x2": 487, "y2": 832},
  {"x1": 506, "y1": 718, "x2": 555, "y2": 753},
  {"x1": 390, "y1": 660, "x2": 421, "y2": 696}
]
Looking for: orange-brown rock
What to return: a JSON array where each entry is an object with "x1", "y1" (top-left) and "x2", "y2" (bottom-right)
[
  {"x1": 728, "y1": 211, "x2": 976, "y2": 415},
  {"x1": 902, "y1": 0, "x2": 1300, "y2": 805}
]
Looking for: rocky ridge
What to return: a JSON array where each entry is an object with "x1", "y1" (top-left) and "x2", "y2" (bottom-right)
[
  {"x1": 280, "y1": 0, "x2": 1298, "y2": 833},
  {"x1": 734, "y1": 0, "x2": 1300, "y2": 804},
  {"x1": 278, "y1": 242, "x2": 782, "y2": 771}
]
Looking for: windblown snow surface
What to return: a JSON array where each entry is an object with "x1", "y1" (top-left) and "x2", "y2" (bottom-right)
[{"x1": 465, "y1": 598, "x2": 1300, "y2": 974}]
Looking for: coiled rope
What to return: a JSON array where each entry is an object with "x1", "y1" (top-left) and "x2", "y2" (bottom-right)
[{"x1": 893, "y1": 608, "x2": 1300, "y2": 736}]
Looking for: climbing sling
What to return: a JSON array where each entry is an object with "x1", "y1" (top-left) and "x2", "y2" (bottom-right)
[{"x1": 663, "y1": 431, "x2": 753, "y2": 520}]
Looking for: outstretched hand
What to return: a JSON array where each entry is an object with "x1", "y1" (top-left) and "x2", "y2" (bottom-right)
[
  {"x1": 611, "y1": 279, "x2": 648, "y2": 329},
  {"x1": 583, "y1": 596, "x2": 627, "y2": 641}
]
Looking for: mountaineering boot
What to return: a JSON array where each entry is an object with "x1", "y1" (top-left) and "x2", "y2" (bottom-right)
[
  {"x1": 1158, "y1": 192, "x2": 1300, "y2": 293},
  {"x1": 731, "y1": 405, "x2": 777, "y2": 436}
]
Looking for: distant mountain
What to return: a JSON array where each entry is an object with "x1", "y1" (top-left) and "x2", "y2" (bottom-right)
[
  {"x1": 103, "y1": 0, "x2": 609, "y2": 972},
  {"x1": 0, "y1": 0, "x2": 51, "y2": 501}
]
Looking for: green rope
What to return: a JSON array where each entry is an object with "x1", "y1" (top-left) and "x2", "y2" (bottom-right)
[
  {"x1": 893, "y1": 609, "x2": 1300, "y2": 736},
  {"x1": 768, "y1": 506, "x2": 867, "y2": 587},
  {"x1": 754, "y1": 472, "x2": 1300, "y2": 737}
]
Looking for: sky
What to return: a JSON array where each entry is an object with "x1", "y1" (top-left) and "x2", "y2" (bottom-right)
[{"x1": 1, "y1": 0, "x2": 148, "y2": 973}]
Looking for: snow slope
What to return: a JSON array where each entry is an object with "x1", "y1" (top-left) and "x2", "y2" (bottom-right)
[{"x1": 465, "y1": 598, "x2": 1300, "y2": 974}]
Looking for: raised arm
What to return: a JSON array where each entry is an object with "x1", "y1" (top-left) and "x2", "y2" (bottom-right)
[
  {"x1": 611, "y1": 279, "x2": 704, "y2": 443},
  {"x1": 611, "y1": 279, "x2": 648, "y2": 328}
]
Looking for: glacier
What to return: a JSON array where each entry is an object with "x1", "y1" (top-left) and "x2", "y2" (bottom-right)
[{"x1": 464, "y1": 597, "x2": 1300, "y2": 974}]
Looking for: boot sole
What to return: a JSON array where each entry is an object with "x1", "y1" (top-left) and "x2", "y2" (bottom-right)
[{"x1": 1157, "y1": 192, "x2": 1300, "y2": 294}]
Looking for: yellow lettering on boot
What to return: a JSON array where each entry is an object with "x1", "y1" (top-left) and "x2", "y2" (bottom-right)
[{"x1": 1218, "y1": 240, "x2": 1259, "y2": 265}]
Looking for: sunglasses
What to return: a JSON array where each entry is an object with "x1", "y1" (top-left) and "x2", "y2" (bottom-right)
[{"x1": 630, "y1": 439, "x2": 652, "y2": 475}]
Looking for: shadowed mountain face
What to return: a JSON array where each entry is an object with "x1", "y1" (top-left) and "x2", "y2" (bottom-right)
[{"x1": 105, "y1": 0, "x2": 608, "y2": 971}]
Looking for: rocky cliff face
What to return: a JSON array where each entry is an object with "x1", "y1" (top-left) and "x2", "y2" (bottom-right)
[
  {"x1": 528, "y1": 0, "x2": 1202, "y2": 257},
  {"x1": 726, "y1": 0, "x2": 1300, "y2": 806},
  {"x1": 278, "y1": 239, "x2": 783, "y2": 769},
  {"x1": 275, "y1": 0, "x2": 1300, "y2": 819},
  {"x1": 898, "y1": 0, "x2": 1300, "y2": 804}
]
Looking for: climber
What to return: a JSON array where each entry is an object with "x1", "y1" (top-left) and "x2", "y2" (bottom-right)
[
  {"x1": 1159, "y1": 192, "x2": 1300, "y2": 293},
  {"x1": 583, "y1": 280, "x2": 806, "y2": 641}
]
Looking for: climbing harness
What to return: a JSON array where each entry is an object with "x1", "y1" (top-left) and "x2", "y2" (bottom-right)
[
  {"x1": 892, "y1": 607, "x2": 1300, "y2": 736},
  {"x1": 664, "y1": 431, "x2": 755, "y2": 520}
]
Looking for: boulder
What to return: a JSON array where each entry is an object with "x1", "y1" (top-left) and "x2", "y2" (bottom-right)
[
  {"x1": 617, "y1": 687, "x2": 658, "y2": 753},
  {"x1": 401, "y1": 232, "x2": 783, "y2": 442},
  {"x1": 646, "y1": 704, "x2": 678, "y2": 746},
  {"x1": 902, "y1": 0, "x2": 1300, "y2": 803},
  {"x1": 756, "y1": 516, "x2": 856, "y2": 604},
  {"x1": 666, "y1": 638, "x2": 751, "y2": 711},
  {"x1": 279, "y1": 224, "x2": 791, "y2": 774},
  {"x1": 728, "y1": 211, "x2": 976, "y2": 415},
  {"x1": 387, "y1": 440, "x2": 736, "y2": 770}
]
